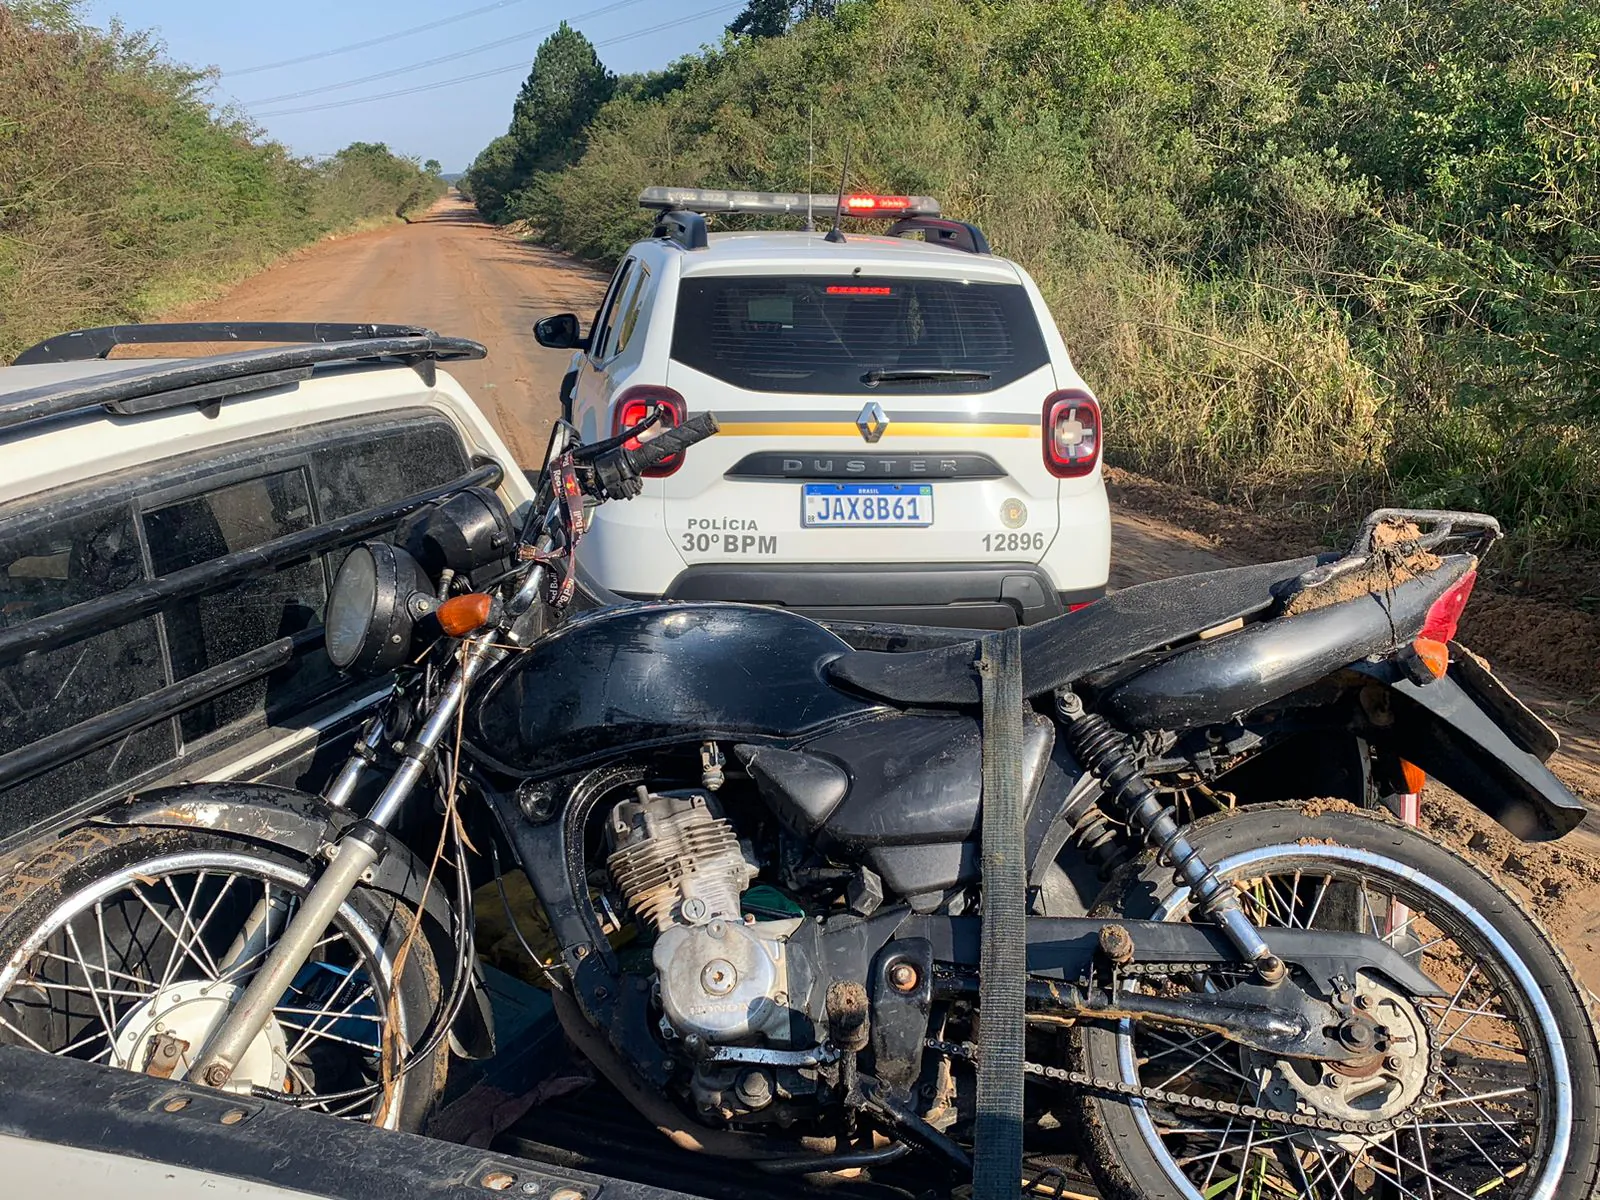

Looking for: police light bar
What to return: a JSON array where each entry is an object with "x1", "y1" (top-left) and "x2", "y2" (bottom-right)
[{"x1": 638, "y1": 186, "x2": 941, "y2": 218}]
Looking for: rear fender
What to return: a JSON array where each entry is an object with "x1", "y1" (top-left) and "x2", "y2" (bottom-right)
[
  {"x1": 1354, "y1": 662, "x2": 1584, "y2": 841},
  {"x1": 89, "y1": 782, "x2": 495, "y2": 1059}
]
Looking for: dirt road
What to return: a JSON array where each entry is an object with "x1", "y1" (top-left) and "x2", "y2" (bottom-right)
[
  {"x1": 169, "y1": 198, "x2": 603, "y2": 466},
  {"x1": 176, "y1": 196, "x2": 1600, "y2": 987}
]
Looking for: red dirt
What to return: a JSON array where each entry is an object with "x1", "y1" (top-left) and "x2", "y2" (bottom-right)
[{"x1": 164, "y1": 196, "x2": 610, "y2": 467}]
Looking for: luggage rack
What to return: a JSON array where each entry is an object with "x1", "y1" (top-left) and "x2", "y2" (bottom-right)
[
  {"x1": 1294, "y1": 508, "x2": 1504, "y2": 592},
  {"x1": 2, "y1": 322, "x2": 487, "y2": 434}
]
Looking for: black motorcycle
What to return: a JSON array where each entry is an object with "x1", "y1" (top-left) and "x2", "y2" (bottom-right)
[{"x1": 2, "y1": 411, "x2": 1595, "y2": 1200}]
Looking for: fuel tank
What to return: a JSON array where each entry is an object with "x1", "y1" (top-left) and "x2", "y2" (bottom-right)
[{"x1": 470, "y1": 602, "x2": 886, "y2": 778}]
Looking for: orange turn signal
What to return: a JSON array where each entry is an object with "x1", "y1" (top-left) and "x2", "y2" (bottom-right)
[
  {"x1": 1399, "y1": 758, "x2": 1428, "y2": 795},
  {"x1": 437, "y1": 593, "x2": 493, "y2": 637},
  {"x1": 1411, "y1": 637, "x2": 1450, "y2": 680}
]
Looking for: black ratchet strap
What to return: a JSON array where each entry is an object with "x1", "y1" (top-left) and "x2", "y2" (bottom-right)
[{"x1": 973, "y1": 626, "x2": 1026, "y2": 1199}]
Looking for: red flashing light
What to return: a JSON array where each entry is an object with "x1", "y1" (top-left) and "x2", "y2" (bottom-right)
[
  {"x1": 842, "y1": 194, "x2": 913, "y2": 213},
  {"x1": 1043, "y1": 390, "x2": 1102, "y2": 479},
  {"x1": 1420, "y1": 569, "x2": 1477, "y2": 643},
  {"x1": 612, "y1": 385, "x2": 688, "y2": 477},
  {"x1": 826, "y1": 285, "x2": 893, "y2": 296}
]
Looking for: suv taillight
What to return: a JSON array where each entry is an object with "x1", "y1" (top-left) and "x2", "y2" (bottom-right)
[
  {"x1": 1043, "y1": 390, "x2": 1101, "y2": 478},
  {"x1": 612, "y1": 386, "x2": 688, "y2": 476}
]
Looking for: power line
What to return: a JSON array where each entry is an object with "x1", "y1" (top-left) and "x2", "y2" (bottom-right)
[
  {"x1": 227, "y1": 0, "x2": 532, "y2": 76},
  {"x1": 251, "y1": 2, "x2": 740, "y2": 118},
  {"x1": 240, "y1": 0, "x2": 655, "y2": 106}
]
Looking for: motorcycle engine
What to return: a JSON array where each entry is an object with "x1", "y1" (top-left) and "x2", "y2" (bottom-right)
[{"x1": 606, "y1": 787, "x2": 800, "y2": 1046}]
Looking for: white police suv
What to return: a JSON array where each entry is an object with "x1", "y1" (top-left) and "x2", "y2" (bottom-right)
[{"x1": 534, "y1": 188, "x2": 1110, "y2": 628}]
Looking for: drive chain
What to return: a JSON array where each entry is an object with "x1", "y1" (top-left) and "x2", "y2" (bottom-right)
[{"x1": 927, "y1": 980, "x2": 1443, "y2": 1137}]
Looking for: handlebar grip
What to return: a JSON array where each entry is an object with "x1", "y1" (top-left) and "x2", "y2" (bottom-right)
[{"x1": 627, "y1": 411, "x2": 721, "y2": 474}]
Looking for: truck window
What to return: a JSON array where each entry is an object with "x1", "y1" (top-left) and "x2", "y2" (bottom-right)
[
  {"x1": 144, "y1": 468, "x2": 334, "y2": 743},
  {"x1": 0, "y1": 506, "x2": 173, "y2": 835},
  {"x1": 0, "y1": 416, "x2": 476, "y2": 844},
  {"x1": 312, "y1": 421, "x2": 471, "y2": 519}
]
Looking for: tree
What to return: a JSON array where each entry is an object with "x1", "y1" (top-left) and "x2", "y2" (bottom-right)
[
  {"x1": 462, "y1": 134, "x2": 521, "y2": 221},
  {"x1": 727, "y1": 0, "x2": 837, "y2": 39},
  {"x1": 508, "y1": 22, "x2": 615, "y2": 178},
  {"x1": 464, "y1": 23, "x2": 614, "y2": 223},
  {"x1": 728, "y1": 0, "x2": 792, "y2": 38},
  {"x1": 423, "y1": 158, "x2": 442, "y2": 177}
]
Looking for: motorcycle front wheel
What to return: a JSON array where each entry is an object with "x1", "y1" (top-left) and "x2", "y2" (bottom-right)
[
  {"x1": 1068, "y1": 802, "x2": 1600, "y2": 1200},
  {"x1": 0, "y1": 825, "x2": 448, "y2": 1130}
]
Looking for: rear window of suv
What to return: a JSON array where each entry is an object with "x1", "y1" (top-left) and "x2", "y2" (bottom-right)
[{"x1": 671, "y1": 275, "x2": 1049, "y2": 395}]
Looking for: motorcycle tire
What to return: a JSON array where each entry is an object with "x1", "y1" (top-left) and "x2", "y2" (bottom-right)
[
  {"x1": 0, "y1": 824, "x2": 449, "y2": 1132},
  {"x1": 1067, "y1": 801, "x2": 1600, "y2": 1200}
]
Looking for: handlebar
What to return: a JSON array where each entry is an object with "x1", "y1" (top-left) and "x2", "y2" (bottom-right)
[
  {"x1": 628, "y1": 412, "x2": 721, "y2": 474},
  {"x1": 588, "y1": 412, "x2": 721, "y2": 500}
]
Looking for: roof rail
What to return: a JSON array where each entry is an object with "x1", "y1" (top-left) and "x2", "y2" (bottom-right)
[
  {"x1": 885, "y1": 217, "x2": 992, "y2": 256},
  {"x1": 1, "y1": 329, "x2": 486, "y2": 435},
  {"x1": 652, "y1": 209, "x2": 709, "y2": 251},
  {"x1": 14, "y1": 322, "x2": 445, "y2": 365}
]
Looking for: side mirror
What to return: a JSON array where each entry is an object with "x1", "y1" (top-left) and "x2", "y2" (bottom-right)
[{"x1": 534, "y1": 313, "x2": 587, "y2": 350}]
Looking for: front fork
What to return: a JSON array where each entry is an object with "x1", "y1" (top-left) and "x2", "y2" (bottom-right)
[
  {"x1": 191, "y1": 630, "x2": 505, "y2": 1089},
  {"x1": 192, "y1": 528, "x2": 557, "y2": 1090}
]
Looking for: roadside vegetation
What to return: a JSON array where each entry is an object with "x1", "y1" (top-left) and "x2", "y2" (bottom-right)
[
  {"x1": 468, "y1": 0, "x2": 1600, "y2": 603},
  {"x1": 0, "y1": 1, "x2": 446, "y2": 362}
]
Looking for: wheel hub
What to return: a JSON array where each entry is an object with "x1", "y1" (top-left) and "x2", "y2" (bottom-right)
[
  {"x1": 111, "y1": 979, "x2": 288, "y2": 1093},
  {"x1": 1246, "y1": 978, "x2": 1432, "y2": 1154}
]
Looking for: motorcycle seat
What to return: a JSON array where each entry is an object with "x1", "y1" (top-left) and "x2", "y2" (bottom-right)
[{"x1": 824, "y1": 556, "x2": 1320, "y2": 707}]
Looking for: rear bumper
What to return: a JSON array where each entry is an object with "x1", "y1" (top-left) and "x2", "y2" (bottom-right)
[{"x1": 644, "y1": 562, "x2": 1105, "y2": 628}]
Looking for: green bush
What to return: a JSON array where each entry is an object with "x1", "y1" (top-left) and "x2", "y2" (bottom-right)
[
  {"x1": 0, "y1": 2, "x2": 445, "y2": 362},
  {"x1": 479, "y1": 0, "x2": 1599, "y2": 593}
]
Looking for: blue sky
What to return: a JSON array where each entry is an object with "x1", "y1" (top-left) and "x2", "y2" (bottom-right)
[{"x1": 83, "y1": 0, "x2": 741, "y2": 171}]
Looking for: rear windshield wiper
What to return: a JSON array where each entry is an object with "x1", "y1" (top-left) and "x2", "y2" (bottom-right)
[{"x1": 861, "y1": 368, "x2": 992, "y2": 386}]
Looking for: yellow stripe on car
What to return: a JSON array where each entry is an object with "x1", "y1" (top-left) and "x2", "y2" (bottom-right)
[{"x1": 715, "y1": 422, "x2": 1037, "y2": 439}]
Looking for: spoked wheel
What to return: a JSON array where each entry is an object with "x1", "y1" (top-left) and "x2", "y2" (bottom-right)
[
  {"x1": 1068, "y1": 803, "x2": 1600, "y2": 1200},
  {"x1": 0, "y1": 826, "x2": 447, "y2": 1130}
]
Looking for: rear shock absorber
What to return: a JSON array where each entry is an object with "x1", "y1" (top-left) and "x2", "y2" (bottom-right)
[{"x1": 1058, "y1": 692, "x2": 1284, "y2": 981}]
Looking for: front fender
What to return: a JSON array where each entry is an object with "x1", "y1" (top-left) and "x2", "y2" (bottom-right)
[
  {"x1": 1356, "y1": 659, "x2": 1584, "y2": 841},
  {"x1": 89, "y1": 782, "x2": 495, "y2": 1059}
]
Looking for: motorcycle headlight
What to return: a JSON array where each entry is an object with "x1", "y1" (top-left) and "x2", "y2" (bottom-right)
[
  {"x1": 397, "y1": 486, "x2": 515, "y2": 579},
  {"x1": 326, "y1": 542, "x2": 434, "y2": 674}
]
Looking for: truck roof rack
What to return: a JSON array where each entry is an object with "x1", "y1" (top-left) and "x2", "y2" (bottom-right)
[
  {"x1": 2, "y1": 325, "x2": 486, "y2": 435},
  {"x1": 12, "y1": 321, "x2": 454, "y2": 365}
]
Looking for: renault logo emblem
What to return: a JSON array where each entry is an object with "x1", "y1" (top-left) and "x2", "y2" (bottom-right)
[{"x1": 856, "y1": 402, "x2": 889, "y2": 444}]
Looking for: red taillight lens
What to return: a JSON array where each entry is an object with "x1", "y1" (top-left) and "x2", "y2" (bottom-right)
[
  {"x1": 1043, "y1": 390, "x2": 1101, "y2": 478},
  {"x1": 612, "y1": 386, "x2": 687, "y2": 476},
  {"x1": 1420, "y1": 569, "x2": 1476, "y2": 643}
]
